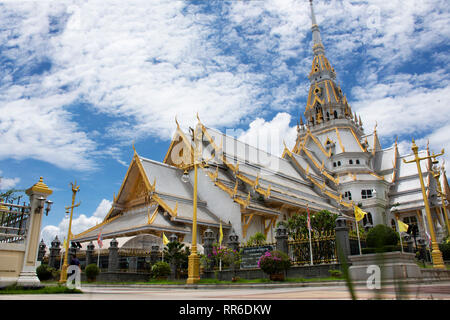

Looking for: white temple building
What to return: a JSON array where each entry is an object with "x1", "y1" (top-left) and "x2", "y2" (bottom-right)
[{"x1": 74, "y1": 1, "x2": 449, "y2": 249}]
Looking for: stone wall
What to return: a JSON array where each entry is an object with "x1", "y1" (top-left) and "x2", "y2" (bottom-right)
[
  {"x1": 202, "y1": 263, "x2": 341, "y2": 281},
  {"x1": 81, "y1": 271, "x2": 151, "y2": 283}
]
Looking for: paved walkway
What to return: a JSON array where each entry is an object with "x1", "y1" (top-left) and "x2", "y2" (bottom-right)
[{"x1": 1, "y1": 281, "x2": 450, "y2": 300}]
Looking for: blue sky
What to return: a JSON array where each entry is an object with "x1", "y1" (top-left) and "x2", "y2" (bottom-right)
[{"x1": 0, "y1": 0, "x2": 449, "y2": 246}]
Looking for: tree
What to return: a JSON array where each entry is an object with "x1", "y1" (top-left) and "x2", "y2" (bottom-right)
[
  {"x1": 162, "y1": 240, "x2": 190, "y2": 278},
  {"x1": 285, "y1": 210, "x2": 337, "y2": 239},
  {"x1": 246, "y1": 232, "x2": 266, "y2": 246}
]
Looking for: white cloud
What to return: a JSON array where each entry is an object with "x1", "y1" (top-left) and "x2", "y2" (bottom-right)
[
  {"x1": 0, "y1": 170, "x2": 21, "y2": 190},
  {"x1": 0, "y1": 177, "x2": 20, "y2": 190},
  {"x1": 237, "y1": 112, "x2": 297, "y2": 157},
  {"x1": 40, "y1": 198, "x2": 112, "y2": 246}
]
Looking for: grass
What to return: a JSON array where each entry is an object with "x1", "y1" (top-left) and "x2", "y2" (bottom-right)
[{"x1": 0, "y1": 284, "x2": 82, "y2": 295}]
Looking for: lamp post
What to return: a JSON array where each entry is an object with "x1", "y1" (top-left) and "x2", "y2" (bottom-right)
[
  {"x1": 431, "y1": 163, "x2": 450, "y2": 237},
  {"x1": 59, "y1": 181, "x2": 81, "y2": 283},
  {"x1": 403, "y1": 139, "x2": 445, "y2": 269},
  {"x1": 181, "y1": 123, "x2": 203, "y2": 285}
]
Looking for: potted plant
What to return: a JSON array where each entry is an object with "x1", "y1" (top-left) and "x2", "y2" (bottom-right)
[
  {"x1": 257, "y1": 250, "x2": 291, "y2": 281},
  {"x1": 85, "y1": 264, "x2": 100, "y2": 282}
]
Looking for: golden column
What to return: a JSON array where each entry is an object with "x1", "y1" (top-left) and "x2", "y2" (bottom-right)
[
  {"x1": 430, "y1": 162, "x2": 450, "y2": 237},
  {"x1": 182, "y1": 121, "x2": 203, "y2": 285},
  {"x1": 403, "y1": 139, "x2": 445, "y2": 269},
  {"x1": 59, "y1": 181, "x2": 81, "y2": 283}
]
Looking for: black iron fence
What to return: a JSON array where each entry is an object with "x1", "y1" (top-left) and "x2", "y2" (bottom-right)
[
  {"x1": 288, "y1": 231, "x2": 337, "y2": 265},
  {"x1": 0, "y1": 202, "x2": 30, "y2": 243},
  {"x1": 349, "y1": 234, "x2": 367, "y2": 255}
]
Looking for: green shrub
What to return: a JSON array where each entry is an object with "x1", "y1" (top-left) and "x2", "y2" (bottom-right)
[
  {"x1": 36, "y1": 264, "x2": 53, "y2": 281},
  {"x1": 257, "y1": 250, "x2": 291, "y2": 275},
  {"x1": 366, "y1": 224, "x2": 399, "y2": 249},
  {"x1": 51, "y1": 268, "x2": 60, "y2": 280},
  {"x1": 151, "y1": 261, "x2": 171, "y2": 279},
  {"x1": 439, "y1": 242, "x2": 450, "y2": 260},
  {"x1": 85, "y1": 264, "x2": 100, "y2": 281},
  {"x1": 328, "y1": 269, "x2": 342, "y2": 278},
  {"x1": 246, "y1": 232, "x2": 266, "y2": 246}
]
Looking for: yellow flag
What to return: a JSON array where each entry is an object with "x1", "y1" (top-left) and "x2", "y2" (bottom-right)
[
  {"x1": 354, "y1": 206, "x2": 368, "y2": 222},
  {"x1": 398, "y1": 219, "x2": 409, "y2": 233},
  {"x1": 219, "y1": 221, "x2": 223, "y2": 246},
  {"x1": 162, "y1": 232, "x2": 169, "y2": 245}
]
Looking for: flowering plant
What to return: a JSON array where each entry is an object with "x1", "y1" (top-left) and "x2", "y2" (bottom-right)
[
  {"x1": 257, "y1": 250, "x2": 291, "y2": 275},
  {"x1": 211, "y1": 244, "x2": 242, "y2": 270}
]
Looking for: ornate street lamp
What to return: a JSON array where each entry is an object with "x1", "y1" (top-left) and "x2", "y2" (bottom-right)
[
  {"x1": 181, "y1": 121, "x2": 203, "y2": 285},
  {"x1": 403, "y1": 139, "x2": 445, "y2": 269},
  {"x1": 59, "y1": 181, "x2": 81, "y2": 283}
]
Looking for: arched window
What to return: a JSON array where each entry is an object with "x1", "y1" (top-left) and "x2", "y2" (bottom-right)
[
  {"x1": 349, "y1": 159, "x2": 353, "y2": 165},
  {"x1": 364, "y1": 212, "x2": 373, "y2": 225},
  {"x1": 337, "y1": 161, "x2": 341, "y2": 166},
  {"x1": 356, "y1": 159, "x2": 360, "y2": 165},
  {"x1": 334, "y1": 111, "x2": 338, "y2": 119},
  {"x1": 333, "y1": 162, "x2": 337, "y2": 167},
  {"x1": 326, "y1": 112, "x2": 330, "y2": 121}
]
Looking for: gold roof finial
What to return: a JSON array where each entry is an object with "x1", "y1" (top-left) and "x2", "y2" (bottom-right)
[
  {"x1": 175, "y1": 116, "x2": 180, "y2": 129},
  {"x1": 196, "y1": 112, "x2": 201, "y2": 124},
  {"x1": 132, "y1": 140, "x2": 136, "y2": 154}
]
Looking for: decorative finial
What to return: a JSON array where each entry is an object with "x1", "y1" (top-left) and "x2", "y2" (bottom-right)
[
  {"x1": 175, "y1": 116, "x2": 180, "y2": 129},
  {"x1": 196, "y1": 112, "x2": 201, "y2": 123},
  {"x1": 132, "y1": 140, "x2": 136, "y2": 154}
]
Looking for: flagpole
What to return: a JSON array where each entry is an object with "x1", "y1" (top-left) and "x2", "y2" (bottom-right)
[
  {"x1": 60, "y1": 244, "x2": 64, "y2": 270},
  {"x1": 308, "y1": 225, "x2": 313, "y2": 265},
  {"x1": 219, "y1": 220, "x2": 223, "y2": 271},
  {"x1": 355, "y1": 220, "x2": 362, "y2": 255},
  {"x1": 307, "y1": 206, "x2": 313, "y2": 265},
  {"x1": 396, "y1": 220, "x2": 405, "y2": 253}
]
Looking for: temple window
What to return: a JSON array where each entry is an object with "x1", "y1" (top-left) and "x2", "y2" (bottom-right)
[
  {"x1": 363, "y1": 212, "x2": 373, "y2": 225},
  {"x1": 361, "y1": 189, "x2": 373, "y2": 199},
  {"x1": 349, "y1": 159, "x2": 353, "y2": 165},
  {"x1": 337, "y1": 161, "x2": 341, "y2": 166},
  {"x1": 356, "y1": 159, "x2": 360, "y2": 165},
  {"x1": 334, "y1": 111, "x2": 338, "y2": 119},
  {"x1": 333, "y1": 162, "x2": 337, "y2": 167},
  {"x1": 344, "y1": 191, "x2": 352, "y2": 200},
  {"x1": 403, "y1": 216, "x2": 417, "y2": 225}
]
